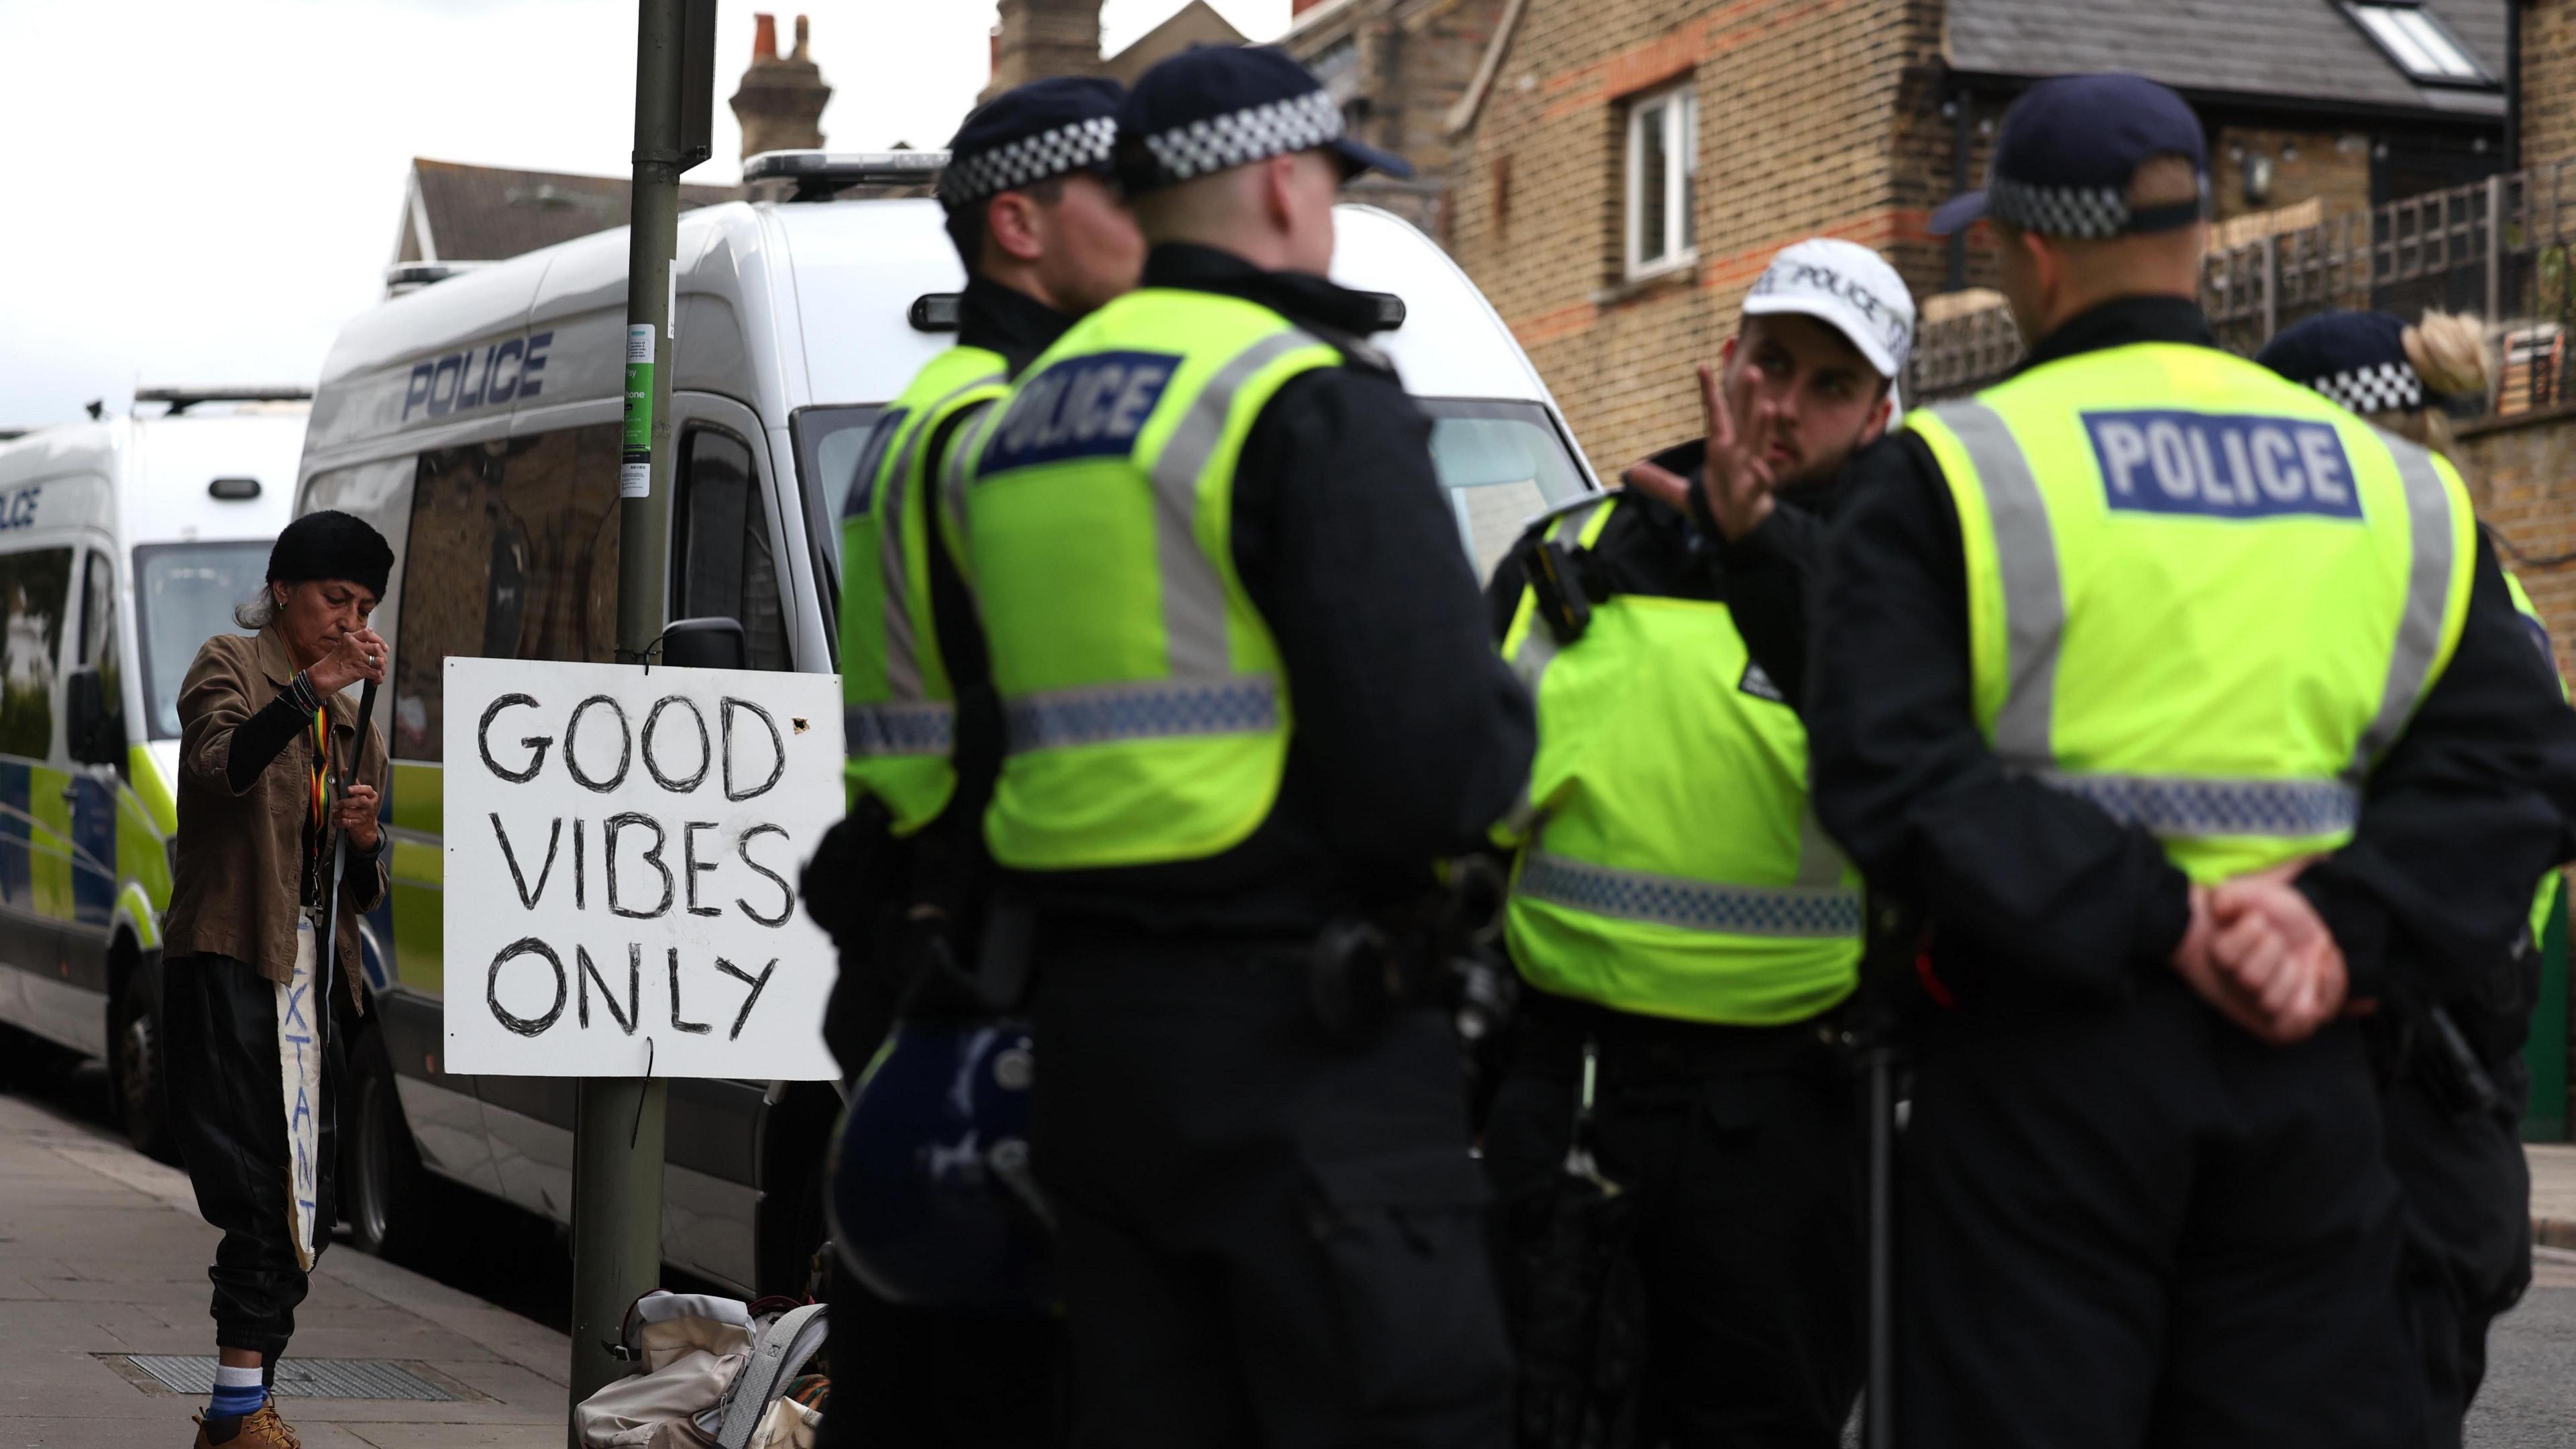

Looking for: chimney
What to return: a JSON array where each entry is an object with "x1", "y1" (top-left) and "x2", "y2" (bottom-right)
[
  {"x1": 732, "y1": 11, "x2": 832, "y2": 168},
  {"x1": 1291, "y1": 0, "x2": 1330, "y2": 13},
  {"x1": 985, "y1": 0, "x2": 1102, "y2": 101}
]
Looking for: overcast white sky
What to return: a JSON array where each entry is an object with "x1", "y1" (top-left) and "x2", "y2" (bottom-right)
[{"x1": 0, "y1": 0, "x2": 1287, "y2": 428}]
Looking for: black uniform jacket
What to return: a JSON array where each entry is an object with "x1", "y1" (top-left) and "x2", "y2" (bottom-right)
[
  {"x1": 1482, "y1": 462, "x2": 1838, "y2": 714},
  {"x1": 1016, "y1": 243, "x2": 1536, "y2": 939},
  {"x1": 1806, "y1": 295, "x2": 2576, "y2": 1008},
  {"x1": 818, "y1": 278, "x2": 1067, "y2": 1071}
]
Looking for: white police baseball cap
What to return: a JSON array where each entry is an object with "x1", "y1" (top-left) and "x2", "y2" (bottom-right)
[{"x1": 1739, "y1": 239, "x2": 1916, "y2": 385}]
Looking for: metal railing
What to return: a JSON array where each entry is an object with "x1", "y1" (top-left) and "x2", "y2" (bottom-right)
[{"x1": 1908, "y1": 160, "x2": 2576, "y2": 418}]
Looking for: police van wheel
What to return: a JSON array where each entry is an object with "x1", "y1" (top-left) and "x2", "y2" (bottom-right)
[
  {"x1": 345, "y1": 1027, "x2": 427, "y2": 1257},
  {"x1": 111, "y1": 961, "x2": 174, "y2": 1163}
]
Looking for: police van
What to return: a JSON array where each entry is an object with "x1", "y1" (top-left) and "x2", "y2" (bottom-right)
[
  {"x1": 0, "y1": 390, "x2": 305, "y2": 1156},
  {"x1": 297, "y1": 150, "x2": 1595, "y2": 1294}
]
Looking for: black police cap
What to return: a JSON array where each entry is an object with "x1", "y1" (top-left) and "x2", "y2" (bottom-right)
[
  {"x1": 1931, "y1": 72, "x2": 2210, "y2": 239},
  {"x1": 939, "y1": 76, "x2": 1126, "y2": 210},
  {"x1": 2256, "y1": 311, "x2": 2435, "y2": 416},
  {"x1": 1116, "y1": 44, "x2": 1412, "y2": 196}
]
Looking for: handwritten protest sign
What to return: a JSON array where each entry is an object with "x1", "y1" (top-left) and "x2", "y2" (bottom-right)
[{"x1": 441, "y1": 657, "x2": 843, "y2": 1079}]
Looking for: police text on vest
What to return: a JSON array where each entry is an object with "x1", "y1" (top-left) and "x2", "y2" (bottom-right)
[
  {"x1": 2083, "y1": 411, "x2": 2362, "y2": 521},
  {"x1": 983, "y1": 350, "x2": 1180, "y2": 473}
]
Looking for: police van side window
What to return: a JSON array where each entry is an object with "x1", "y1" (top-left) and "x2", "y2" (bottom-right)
[
  {"x1": 79, "y1": 551, "x2": 121, "y2": 759},
  {"x1": 0, "y1": 548, "x2": 72, "y2": 759},
  {"x1": 391, "y1": 425, "x2": 621, "y2": 762},
  {"x1": 676, "y1": 428, "x2": 791, "y2": 671}
]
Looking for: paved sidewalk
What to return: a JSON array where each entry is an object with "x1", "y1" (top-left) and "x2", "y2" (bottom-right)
[
  {"x1": 0, "y1": 1091, "x2": 566, "y2": 1448},
  {"x1": 2534, "y1": 1143, "x2": 2576, "y2": 1252}
]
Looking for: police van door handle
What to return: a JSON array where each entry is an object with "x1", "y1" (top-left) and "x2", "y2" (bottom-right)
[{"x1": 57, "y1": 783, "x2": 76, "y2": 803}]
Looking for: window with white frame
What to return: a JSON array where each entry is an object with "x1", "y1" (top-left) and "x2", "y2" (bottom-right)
[
  {"x1": 2343, "y1": 2, "x2": 2493, "y2": 87},
  {"x1": 1625, "y1": 82, "x2": 1698, "y2": 280}
]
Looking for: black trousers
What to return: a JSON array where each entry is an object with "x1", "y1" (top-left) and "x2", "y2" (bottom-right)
[
  {"x1": 2384, "y1": 1063, "x2": 2532, "y2": 1449},
  {"x1": 164, "y1": 952, "x2": 339, "y2": 1366},
  {"x1": 1481, "y1": 1006, "x2": 1862, "y2": 1449},
  {"x1": 1897, "y1": 973, "x2": 2421, "y2": 1449},
  {"x1": 814, "y1": 1258, "x2": 1065, "y2": 1449},
  {"x1": 1030, "y1": 936, "x2": 1514, "y2": 1449}
]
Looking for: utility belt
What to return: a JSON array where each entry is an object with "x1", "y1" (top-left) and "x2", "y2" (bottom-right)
[
  {"x1": 1308, "y1": 856, "x2": 1517, "y2": 1050},
  {"x1": 1511, "y1": 988, "x2": 1843, "y2": 1089}
]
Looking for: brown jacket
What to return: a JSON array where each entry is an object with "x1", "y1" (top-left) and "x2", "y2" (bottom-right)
[{"x1": 164, "y1": 627, "x2": 390, "y2": 1009}]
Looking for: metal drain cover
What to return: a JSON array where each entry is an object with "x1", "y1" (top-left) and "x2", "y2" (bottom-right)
[{"x1": 117, "y1": 1356, "x2": 460, "y2": 1401}]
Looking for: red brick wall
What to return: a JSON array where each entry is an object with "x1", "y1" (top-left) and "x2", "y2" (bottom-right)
[
  {"x1": 1447, "y1": 0, "x2": 1944, "y2": 473},
  {"x1": 2460, "y1": 409, "x2": 2576, "y2": 682},
  {"x1": 2528, "y1": 0, "x2": 2576, "y2": 172}
]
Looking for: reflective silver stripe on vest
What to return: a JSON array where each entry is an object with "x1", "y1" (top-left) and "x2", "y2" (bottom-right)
[
  {"x1": 2033, "y1": 771, "x2": 2360, "y2": 839},
  {"x1": 1931, "y1": 400, "x2": 2063, "y2": 759},
  {"x1": 1151, "y1": 330, "x2": 1324, "y2": 680},
  {"x1": 845, "y1": 701, "x2": 957, "y2": 757},
  {"x1": 1005, "y1": 674, "x2": 1282, "y2": 753},
  {"x1": 939, "y1": 401, "x2": 1000, "y2": 555},
  {"x1": 2350, "y1": 439, "x2": 2457, "y2": 777},
  {"x1": 878, "y1": 378, "x2": 1004, "y2": 700},
  {"x1": 1517, "y1": 849, "x2": 1862, "y2": 938},
  {"x1": 1493, "y1": 496, "x2": 1620, "y2": 839}
]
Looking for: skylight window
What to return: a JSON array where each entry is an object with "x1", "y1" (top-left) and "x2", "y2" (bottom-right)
[{"x1": 2344, "y1": 2, "x2": 2493, "y2": 85}]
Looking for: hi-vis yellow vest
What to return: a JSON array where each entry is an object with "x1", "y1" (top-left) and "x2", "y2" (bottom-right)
[
  {"x1": 839, "y1": 344, "x2": 1008, "y2": 835},
  {"x1": 1913, "y1": 343, "x2": 2476, "y2": 883},
  {"x1": 1497, "y1": 494, "x2": 1861, "y2": 1026},
  {"x1": 949, "y1": 289, "x2": 1340, "y2": 870}
]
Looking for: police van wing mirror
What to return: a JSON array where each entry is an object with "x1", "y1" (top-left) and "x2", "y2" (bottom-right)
[
  {"x1": 64, "y1": 667, "x2": 114, "y2": 766},
  {"x1": 659, "y1": 616, "x2": 747, "y2": 672}
]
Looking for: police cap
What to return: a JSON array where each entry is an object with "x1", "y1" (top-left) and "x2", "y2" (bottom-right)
[
  {"x1": 2256, "y1": 311, "x2": 2435, "y2": 416},
  {"x1": 1116, "y1": 44, "x2": 1413, "y2": 196},
  {"x1": 1931, "y1": 72, "x2": 2209, "y2": 240},
  {"x1": 938, "y1": 76, "x2": 1126, "y2": 210}
]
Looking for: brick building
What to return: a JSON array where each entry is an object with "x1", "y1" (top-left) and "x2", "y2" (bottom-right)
[
  {"x1": 985, "y1": 0, "x2": 1248, "y2": 101},
  {"x1": 1443, "y1": 0, "x2": 2510, "y2": 472},
  {"x1": 1277, "y1": 0, "x2": 1511, "y2": 237}
]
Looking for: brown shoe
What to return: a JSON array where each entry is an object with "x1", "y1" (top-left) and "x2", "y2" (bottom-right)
[{"x1": 191, "y1": 1401, "x2": 302, "y2": 1449}]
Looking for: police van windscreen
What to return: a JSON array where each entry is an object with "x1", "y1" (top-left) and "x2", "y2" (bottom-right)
[
  {"x1": 1420, "y1": 399, "x2": 1591, "y2": 586},
  {"x1": 134, "y1": 541, "x2": 267, "y2": 739},
  {"x1": 790, "y1": 405, "x2": 888, "y2": 577},
  {"x1": 796, "y1": 398, "x2": 1586, "y2": 593}
]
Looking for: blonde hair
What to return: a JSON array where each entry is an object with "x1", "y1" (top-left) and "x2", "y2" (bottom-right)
[{"x1": 2375, "y1": 311, "x2": 2492, "y2": 462}]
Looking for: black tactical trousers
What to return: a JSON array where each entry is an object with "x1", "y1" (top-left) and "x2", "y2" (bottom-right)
[
  {"x1": 814, "y1": 1259, "x2": 1065, "y2": 1449},
  {"x1": 164, "y1": 953, "x2": 339, "y2": 1365},
  {"x1": 1030, "y1": 935, "x2": 1513, "y2": 1449},
  {"x1": 1481, "y1": 1004, "x2": 1863, "y2": 1449},
  {"x1": 1897, "y1": 973, "x2": 2421, "y2": 1449},
  {"x1": 2384, "y1": 1061, "x2": 2532, "y2": 1449}
]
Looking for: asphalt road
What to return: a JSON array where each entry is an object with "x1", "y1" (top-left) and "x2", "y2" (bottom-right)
[{"x1": 2467, "y1": 1250, "x2": 2576, "y2": 1448}]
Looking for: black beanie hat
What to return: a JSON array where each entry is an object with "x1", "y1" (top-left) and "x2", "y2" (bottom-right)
[{"x1": 268, "y1": 510, "x2": 393, "y2": 598}]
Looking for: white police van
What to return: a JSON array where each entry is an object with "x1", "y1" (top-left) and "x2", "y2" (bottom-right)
[
  {"x1": 296, "y1": 151, "x2": 1595, "y2": 1293},
  {"x1": 0, "y1": 390, "x2": 304, "y2": 1156}
]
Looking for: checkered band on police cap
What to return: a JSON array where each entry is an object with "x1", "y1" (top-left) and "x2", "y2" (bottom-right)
[
  {"x1": 1986, "y1": 174, "x2": 2135, "y2": 241},
  {"x1": 2310, "y1": 360, "x2": 2426, "y2": 417},
  {"x1": 1141, "y1": 88, "x2": 1344, "y2": 185},
  {"x1": 939, "y1": 115, "x2": 1120, "y2": 206}
]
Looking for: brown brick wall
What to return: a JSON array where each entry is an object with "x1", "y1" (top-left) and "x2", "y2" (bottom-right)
[
  {"x1": 989, "y1": 0, "x2": 1104, "y2": 95},
  {"x1": 2459, "y1": 409, "x2": 2576, "y2": 682},
  {"x1": 1447, "y1": 0, "x2": 1943, "y2": 474},
  {"x1": 2207, "y1": 127, "x2": 2373, "y2": 225},
  {"x1": 2528, "y1": 0, "x2": 2576, "y2": 172},
  {"x1": 1287, "y1": 0, "x2": 1507, "y2": 241}
]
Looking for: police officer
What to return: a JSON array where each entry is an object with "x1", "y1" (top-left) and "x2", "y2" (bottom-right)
[
  {"x1": 1803, "y1": 74, "x2": 2576, "y2": 1448},
  {"x1": 814, "y1": 74, "x2": 1140, "y2": 1449},
  {"x1": 947, "y1": 45, "x2": 1532, "y2": 1448},
  {"x1": 1479, "y1": 238, "x2": 1915, "y2": 1447},
  {"x1": 2261, "y1": 308, "x2": 2565, "y2": 1449}
]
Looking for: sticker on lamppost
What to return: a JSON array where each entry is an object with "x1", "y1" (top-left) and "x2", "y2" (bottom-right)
[{"x1": 441, "y1": 657, "x2": 842, "y2": 1079}]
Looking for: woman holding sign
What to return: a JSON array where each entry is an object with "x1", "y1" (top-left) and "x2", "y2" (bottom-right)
[{"x1": 162, "y1": 511, "x2": 391, "y2": 1449}]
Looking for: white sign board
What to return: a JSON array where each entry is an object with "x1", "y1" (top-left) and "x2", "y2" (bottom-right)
[{"x1": 442, "y1": 657, "x2": 843, "y2": 1079}]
